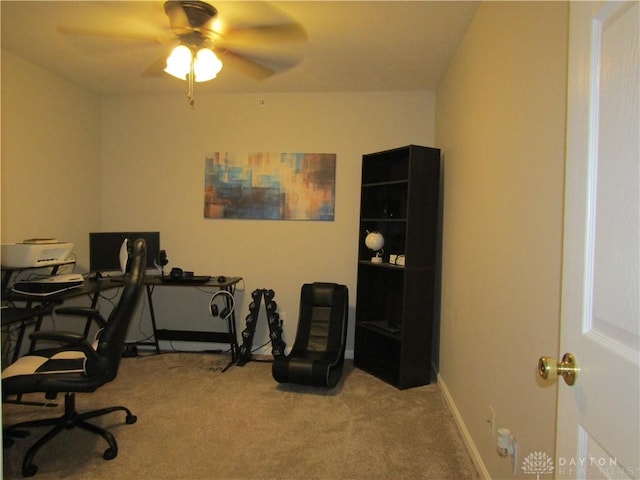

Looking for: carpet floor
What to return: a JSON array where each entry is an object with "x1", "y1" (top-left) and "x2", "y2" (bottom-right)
[{"x1": 2, "y1": 353, "x2": 479, "y2": 479}]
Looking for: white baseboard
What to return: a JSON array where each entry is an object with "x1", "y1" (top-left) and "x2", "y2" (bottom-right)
[{"x1": 437, "y1": 373, "x2": 491, "y2": 480}]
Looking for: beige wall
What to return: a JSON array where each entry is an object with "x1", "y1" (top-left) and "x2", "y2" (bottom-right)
[
  {"x1": 99, "y1": 91, "x2": 435, "y2": 353},
  {"x1": 1, "y1": 50, "x2": 102, "y2": 264},
  {"x1": 435, "y1": 2, "x2": 568, "y2": 478},
  {"x1": 1, "y1": 51, "x2": 436, "y2": 353}
]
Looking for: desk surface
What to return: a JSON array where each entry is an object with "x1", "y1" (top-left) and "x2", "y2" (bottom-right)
[
  {"x1": 145, "y1": 275, "x2": 242, "y2": 289},
  {"x1": 5, "y1": 275, "x2": 242, "y2": 303},
  {"x1": 3, "y1": 274, "x2": 243, "y2": 362}
]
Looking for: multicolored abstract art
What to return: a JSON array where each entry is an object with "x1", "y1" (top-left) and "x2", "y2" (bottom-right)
[{"x1": 204, "y1": 152, "x2": 336, "y2": 220}]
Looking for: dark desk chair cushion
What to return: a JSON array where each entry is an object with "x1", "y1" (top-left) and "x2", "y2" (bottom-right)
[{"x1": 273, "y1": 282, "x2": 348, "y2": 388}]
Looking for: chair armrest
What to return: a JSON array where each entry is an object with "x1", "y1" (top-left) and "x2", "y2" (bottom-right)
[
  {"x1": 29, "y1": 330, "x2": 102, "y2": 364},
  {"x1": 29, "y1": 330, "x2": 94, "y2": 356},
  {"x1": 29, "y1": 330, "x2": 87, "y2": 345},
  {"x1": 55, "y1": 306, "x2": 107, "y2": 329}
]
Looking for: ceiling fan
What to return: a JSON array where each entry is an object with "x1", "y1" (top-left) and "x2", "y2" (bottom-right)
[{"x1": 58, "y1": 1, "x2": 307, "y2": 104}]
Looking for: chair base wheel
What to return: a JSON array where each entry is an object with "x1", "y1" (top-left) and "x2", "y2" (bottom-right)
[
  {"x1": 5, "y1": 394, "x2": 137, "y2": 476},
  {"x1": 103, "y1": 448, "x2": 117, "y2": 461},
  {"x1": 23, "y1": 463, "x2": 38, "y2": 477}
]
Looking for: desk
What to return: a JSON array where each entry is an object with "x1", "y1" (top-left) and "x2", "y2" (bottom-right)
[
  {"x1": 2, "y1": 278, "x2": 125, "y2": 361},
  {"x1": 144, "y1": 276, "x2": 242, "y2": 371},
  {"x1": 3, "y1": 276, "x2": 242, "y2": 369}
]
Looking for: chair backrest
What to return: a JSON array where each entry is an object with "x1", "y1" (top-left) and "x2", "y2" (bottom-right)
[
  {"x1": 291, "y1": 282, "x2": 348, "y2": 361},
  {"x1": 93, "y1": 238, "x2": 146, "y2": 381}
]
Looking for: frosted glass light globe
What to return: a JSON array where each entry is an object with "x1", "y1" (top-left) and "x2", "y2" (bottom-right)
[{"x1": 165, "y1": 45, "x2": 192, "y2": 80}]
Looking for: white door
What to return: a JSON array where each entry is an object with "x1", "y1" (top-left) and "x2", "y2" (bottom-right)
[{"x1": 555, "y1": 1, "x2": 639, "y2": 479}]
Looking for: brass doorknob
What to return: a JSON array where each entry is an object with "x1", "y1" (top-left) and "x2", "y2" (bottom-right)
[{"x1": 538, "y1": 353, "x2": 579, "y2": 386}]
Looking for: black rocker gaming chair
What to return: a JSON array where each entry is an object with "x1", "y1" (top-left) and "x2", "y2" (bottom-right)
[
  {"x1": 2, "y1": 238, "x2": 147, "y2": 477},
  {"x1": 272, "y1": 282, "x2": 349, "y2": 388}
]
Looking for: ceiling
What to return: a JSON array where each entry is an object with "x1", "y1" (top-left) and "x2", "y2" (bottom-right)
[{"x1": 1, "y1": 1, "x2": 479, "y2": 97}]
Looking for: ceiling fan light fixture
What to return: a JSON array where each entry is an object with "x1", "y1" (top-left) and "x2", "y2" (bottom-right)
[
  {"x1": 164, "y1": 45, "x2": 222, "y2": 82},
  {"x1": 194, "y1": 48, "x2": 222, "y2": 82},
  {"x1": 164, "y1": 44, "x2": 192, "y2": 80}
]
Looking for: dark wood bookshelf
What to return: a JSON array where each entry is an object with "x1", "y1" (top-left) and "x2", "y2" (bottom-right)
[{"x1": 354, "y1": 145, "x2": 441, "y2": 389}]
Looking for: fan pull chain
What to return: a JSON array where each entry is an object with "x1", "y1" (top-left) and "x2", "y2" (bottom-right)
[{"x1": 188, "y1": 58, "x2": 195, "y2": 106}]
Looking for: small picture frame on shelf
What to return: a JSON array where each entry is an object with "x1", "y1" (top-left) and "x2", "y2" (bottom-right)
[{"x1": 389, "y1": 254, "x2": 405, "y2": 266}]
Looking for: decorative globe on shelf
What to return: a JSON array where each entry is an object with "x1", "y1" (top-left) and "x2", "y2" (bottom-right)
[{"x1": 365, "y1": 231, "x2": 385, "y2": 263}]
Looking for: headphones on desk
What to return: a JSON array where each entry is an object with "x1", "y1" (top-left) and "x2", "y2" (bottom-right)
[
  {"x1": 209, "y1": 290, "x2": 235, "y2": 321},
  {"x1": 169, "y1": 267, "x2": 193, "y2": 281}
]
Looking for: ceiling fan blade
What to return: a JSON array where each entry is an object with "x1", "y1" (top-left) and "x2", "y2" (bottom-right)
[
  {"x1": 222, "y1": 23, "x2": 307, "y2": 45},
  {"x1": 57, "y1": 25, "x2": 172, "y2": 45},
  {"x1": 214, "y1": 48, "x2": 274, "y2": 81},
  {"x1": 142, "y1": 54, "x2": 170, "y2": 77},
  {"x1": 216, "y1": 43, "x2": 303, "y2": 71}
]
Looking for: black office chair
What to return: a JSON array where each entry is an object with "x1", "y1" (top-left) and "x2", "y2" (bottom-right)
[
  {"x1": 272, "y1": 282, "x2": 349, "y2": 388},
  {"x1": 2, "y1": 238, "x2": 147, "y2": 477}
]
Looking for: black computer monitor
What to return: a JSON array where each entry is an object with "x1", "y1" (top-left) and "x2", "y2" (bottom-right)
[{"x1": 89, "y1": 232, "x2": 160, "y2": 274}]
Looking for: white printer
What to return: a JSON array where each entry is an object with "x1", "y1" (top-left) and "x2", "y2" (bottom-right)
[{"x1": 1, "y1": 240, "x2": 75, "y2": 268}]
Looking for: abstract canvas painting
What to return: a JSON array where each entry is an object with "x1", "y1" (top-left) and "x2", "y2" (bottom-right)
[{"x1": 204, "y1": 152, "x2": 336, "y2": 220}]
